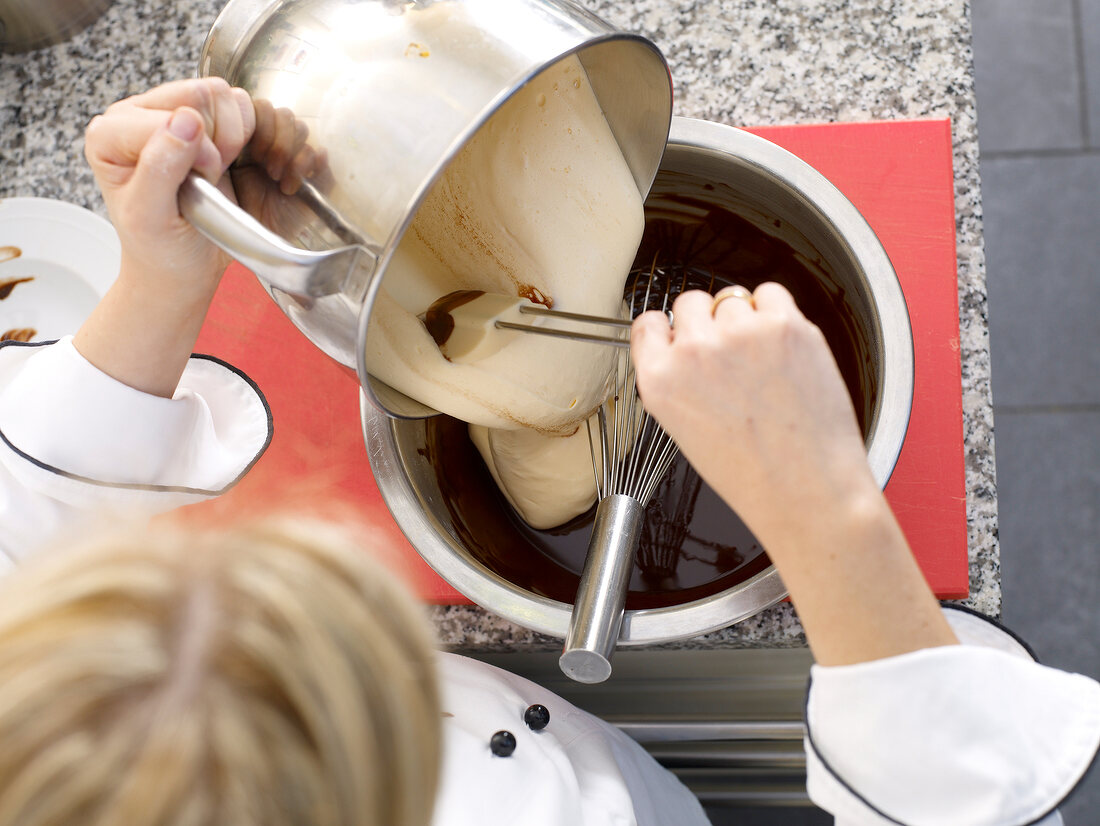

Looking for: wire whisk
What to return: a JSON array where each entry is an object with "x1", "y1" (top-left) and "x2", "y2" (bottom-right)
[{"x1": 558, "y1": 268, "x2": 683, "y2": 684}]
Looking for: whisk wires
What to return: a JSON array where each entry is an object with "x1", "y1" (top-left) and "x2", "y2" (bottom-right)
[{"x1": 588, "y1": 266, "x2": 681, "y2": 506}]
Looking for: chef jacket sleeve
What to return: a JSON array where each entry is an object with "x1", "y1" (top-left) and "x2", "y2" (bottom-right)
[
  {"x1": 804, "y1": 604, "x2": 1100, "y2": 826},
  {"x1": 0, "y1": 338, "x2": 272, "y2": 563}
]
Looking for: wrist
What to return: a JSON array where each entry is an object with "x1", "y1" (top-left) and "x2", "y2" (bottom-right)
[
  {"x1": 753, "y1": 478, "x2": 888, "y2": 566},
  {"x1": 760, "y1": 483, "x2": 958, "y2": 666},
  {"x1": 73, "y1": 257, "x2": 224, "y2": 398},
  {"x1": 722, "y1": 445, "x2": 882, "y2": 548},
  {"x1": 115, "y1": 253, "x2": 225, "y2": 309}
]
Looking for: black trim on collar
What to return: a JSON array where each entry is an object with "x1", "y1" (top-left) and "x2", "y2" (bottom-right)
[
  {"x1": 0, "y1": 342, "x2": 273, "y2": 495},
  {"x1": 801, "y1": 607, "x2": 1095, "y2": 825},
  {"x1": 0, "y1": 339, "x2": 54, "y2": 351}
]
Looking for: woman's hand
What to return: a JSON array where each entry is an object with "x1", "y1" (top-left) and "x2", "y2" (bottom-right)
[
  {"x1": 246, "y1": 98, "x2": 328, "y2": 196},
  {"x1": 83, "y1": 77, "x2": 255, "y2": 296},
  {"x1": 74, "y1": 78, "x2": 255, "y2": 398},
  {"x1": 632, "y1": 283, "x2": 957, "y2": 666},
  {"x1": 230, "y1": 98, "x2": 332, "y2": 237},
  {"x1": 631, "y1": 282, "x2": 874, "y2": 530}
]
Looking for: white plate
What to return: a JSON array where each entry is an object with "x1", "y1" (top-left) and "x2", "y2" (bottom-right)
[{"x1": 0, "y1": 197, "x2": 120, "y2": 342}]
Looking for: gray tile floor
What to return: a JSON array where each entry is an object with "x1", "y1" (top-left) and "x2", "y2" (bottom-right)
[{"x1": 972, "y1": 0, "x2": 1100, "y2": 821}]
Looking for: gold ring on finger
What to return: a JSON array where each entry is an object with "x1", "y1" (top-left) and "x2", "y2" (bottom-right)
[{"x1": 711, "y1": 285, "x2": 755, "y2": 316}]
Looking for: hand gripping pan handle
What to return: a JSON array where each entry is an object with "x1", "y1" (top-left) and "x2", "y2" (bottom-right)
[{"x1": 178, "y1": 172, "x2": 365, "y2": 299}]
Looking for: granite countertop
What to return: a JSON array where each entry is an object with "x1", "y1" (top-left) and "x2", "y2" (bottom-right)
[{"x1": 0, "y1": 0, "x2": 997, "y2": 652}]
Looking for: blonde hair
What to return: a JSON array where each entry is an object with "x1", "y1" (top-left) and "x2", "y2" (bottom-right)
[{"x1": 0, "y1": 518, "x2": 441, "y2": 826}]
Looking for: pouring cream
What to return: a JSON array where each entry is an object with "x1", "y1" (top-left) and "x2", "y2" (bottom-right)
[
  {"x1": 362, "y1": 56, "x2": 644, "y2": 528},
  {"x1": 364, "y1": 55, "x2": 643, "y2": 436}
]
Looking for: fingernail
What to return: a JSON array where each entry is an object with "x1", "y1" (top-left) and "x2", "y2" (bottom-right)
[{"x1": 168, "y1": 109, "x2": 202, "y2": 141}]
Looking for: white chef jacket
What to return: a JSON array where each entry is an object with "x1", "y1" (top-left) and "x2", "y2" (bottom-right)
[
  {"x1": 0, "y1": 337, "x2": 273, "y2": 566},
  {"x1": 1, "y1": 337, "x2": 1098, "y2": 826},
  {"x1": 806, "y1": 606, "x2": 1099, "y2": 826}
]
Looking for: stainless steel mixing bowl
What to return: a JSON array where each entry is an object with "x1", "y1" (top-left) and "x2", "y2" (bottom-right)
[{"x1": 362, "y1": 116, "x2": 914, "y2": 644}]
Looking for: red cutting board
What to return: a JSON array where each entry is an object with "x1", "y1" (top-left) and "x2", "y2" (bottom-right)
[{"x1": 184, "y1": 118, "x2": 969, "y2": 602}]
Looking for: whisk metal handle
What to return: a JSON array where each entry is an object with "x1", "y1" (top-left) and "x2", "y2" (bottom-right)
[{"x1": 559, "y1": 494, "x2": 645, "y2": 684}]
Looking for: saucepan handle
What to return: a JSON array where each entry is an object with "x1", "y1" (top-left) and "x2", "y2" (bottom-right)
[{"x1": 178, "y1": 172, "x2": 364, "y2": 298}]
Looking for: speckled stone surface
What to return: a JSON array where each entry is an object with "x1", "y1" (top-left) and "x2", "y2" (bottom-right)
[{"x1": 0, "y1": 0, "x2": 998, "y2": 651}]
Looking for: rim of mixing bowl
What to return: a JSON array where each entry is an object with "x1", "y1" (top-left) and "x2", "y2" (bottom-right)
[
  {"x1": 361, "y1": 403, "x2": 792, "y2": 643},
  {"x1": 361, "y1": 116, "x2": 914, "y2": 644}
]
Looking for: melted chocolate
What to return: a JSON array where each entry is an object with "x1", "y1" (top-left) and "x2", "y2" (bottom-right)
[
  {"x1": 423, "y1": 415, "x2": 774, "y2": 608},
  {"x1": 422, "y1": 289, "x2": 485, "y2": 347},
  {"x1": 517, "y1": 284, "x2": 551, "y2": 308},
  {"x1": 421, "y1": 175, "x2": 876, "y2": 608},
  {"x1": 1, "y1": 328, "x2": 36, "y2": 342},
  {"x1": 0, "y1": 277, "x2": 34, "y2": 300}
]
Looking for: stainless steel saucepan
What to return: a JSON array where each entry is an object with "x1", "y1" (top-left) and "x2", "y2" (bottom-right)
[{"x1": 179, "y1": 0, "x2": 673, "y2": 417}]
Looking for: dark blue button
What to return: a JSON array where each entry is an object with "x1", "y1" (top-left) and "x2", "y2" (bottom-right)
[
  {"x1": 490, "y1": 730, "x2": 516, "y2": 757},
  {"x1": 524, "y1": 704, "x2": 550, "y2": 731}
]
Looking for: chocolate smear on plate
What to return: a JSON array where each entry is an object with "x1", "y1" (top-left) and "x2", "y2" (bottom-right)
[
  {"x1": 0, "y1": 277, "x2": 34, "y2": 300},
  {"x1": 0, "y1": 247, "x2": 21, "y2": 264},
  {"x1": 1, "y1": 328, "x2": 36, "y2": 342}
]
